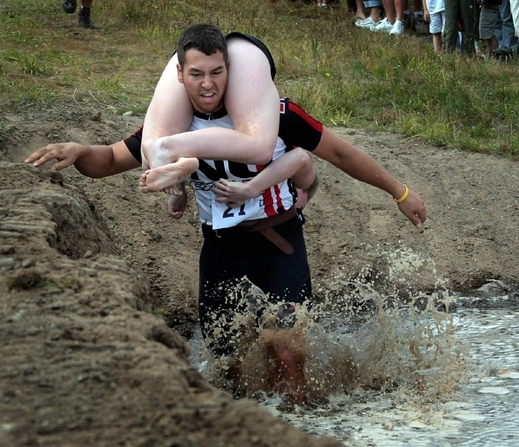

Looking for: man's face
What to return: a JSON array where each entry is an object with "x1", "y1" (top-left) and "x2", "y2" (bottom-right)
[{"x1": 177, "y1": 49, "x2": 228, "y2": 114}]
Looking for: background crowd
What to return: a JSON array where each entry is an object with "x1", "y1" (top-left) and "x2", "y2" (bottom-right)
[
  {"x1": 60, "y1": 0, "x2": 518, "y2": 61},
  {"x1": 324, "y1": 0, "x2": 519, "y2": 59}
]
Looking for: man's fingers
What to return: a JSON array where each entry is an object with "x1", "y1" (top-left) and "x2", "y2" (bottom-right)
[
  {"x1": 213, "y1": 179, "x2": 231, "y2": 191},
  {"x1": 417, "y1": 209, "x2": 427, "y2": 225},
  {"x1": 51, "y1": 156, "x2": 79, "y2": 170},
  {"x1": 25, "y1": 151, "x2": 53, "y2": 166},
  {"x1": 212, "y1": 185, "x2": 227, "y2": 196},
  {"x1": 169, "y1": 208, "x2": 185, "y2": 219},
  {"x1": 217, "y1": 178, "x2": 230, "y2": 187},
  {"x1": 24, "y1": 151, "x2": 42, "y2": 164},
  {"x1": 25, "y1": 146, "x2": 76, "y2": 170},
  {"x1": 406, "y1": 209, "x2": 425, "y2": 229}
]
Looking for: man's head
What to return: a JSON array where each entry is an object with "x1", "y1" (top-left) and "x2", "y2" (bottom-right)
[{"x1": 176, "y1": 24, "x2": 229, "y2": 114}]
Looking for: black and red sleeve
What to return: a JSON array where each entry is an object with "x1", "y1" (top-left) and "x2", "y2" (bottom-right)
[
  {"x1": 278, "y1": 98, "x2": 323, "y2": 152},
  {"x1": 124, "y1": 126, "x2": 143, "y2": 163}
]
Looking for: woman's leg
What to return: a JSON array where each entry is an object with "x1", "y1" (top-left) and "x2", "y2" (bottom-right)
[
  {"x1": 142, "y1": 36, "x2": 280, "y2": 174},
  {"x1": 223, "y1": 36, "x2": 280, "y2": 161},
  {"x1": 141, "y1": 53, "x2": 192, "y2": 169}
]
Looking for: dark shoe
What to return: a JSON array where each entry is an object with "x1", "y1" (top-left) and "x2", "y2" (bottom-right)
[
  {"x1": 62, "y1": 0, "x2": 77, "y2": 14},
  {"x1": 492, "y1": 49, "x2": 512, "y2": 63},
  {"x1": 78, "y1": 7, "x2": 95, "y2": 29}
]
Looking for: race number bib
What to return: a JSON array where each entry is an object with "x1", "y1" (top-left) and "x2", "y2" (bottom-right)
[{"x1": 211, "y1": 198, "x2": 258, "y2": 230}]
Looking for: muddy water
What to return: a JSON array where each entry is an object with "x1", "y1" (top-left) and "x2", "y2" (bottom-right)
[
  {"x1": 189, "y1": 282, "x2": 519, "y2": 447},
  {"x1": 270, "y1": 287, "x2": 519, "y2": 446}
]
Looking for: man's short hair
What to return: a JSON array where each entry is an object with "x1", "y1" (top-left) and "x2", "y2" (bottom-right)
[{"x1": 177, "y1": 24, "x2": 228, "y2": 67}]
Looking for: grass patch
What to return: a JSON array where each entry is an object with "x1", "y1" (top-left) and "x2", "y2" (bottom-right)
[{"x1": 0, "y1": 0, "x2": 518, "y2": 157}]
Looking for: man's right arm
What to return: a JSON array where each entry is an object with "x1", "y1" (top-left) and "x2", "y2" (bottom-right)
[
  {"x1": 24, "y1": 140, "x2": 140, "y2": 178},
  {"x1": 313, "y1": 128, "x2": 426, "y2": 229}
]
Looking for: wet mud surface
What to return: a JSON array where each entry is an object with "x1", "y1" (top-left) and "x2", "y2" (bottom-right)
[{"x1": 1, "y1": 103, "x2": 518, "y2": 445}]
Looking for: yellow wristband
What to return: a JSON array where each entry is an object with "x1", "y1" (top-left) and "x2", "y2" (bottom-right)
[{"x1": 393, "y1": 184, "x2": 409, "y2": 204}]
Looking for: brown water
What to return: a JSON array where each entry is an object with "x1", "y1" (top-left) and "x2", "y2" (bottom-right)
[
  {"x1": 190, "y1": 280, "x2": 519, "y2": 446},
  {"x1": 271, "y1": 286, "x2": 519, "y2": 446}
]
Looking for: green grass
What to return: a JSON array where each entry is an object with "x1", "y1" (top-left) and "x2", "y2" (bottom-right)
[{"x1": 1, "y1": 0, "x2": 518, "y2": 156}]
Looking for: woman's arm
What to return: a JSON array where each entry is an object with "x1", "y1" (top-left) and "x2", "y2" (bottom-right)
[{"x1": 212, "y1": 148, "x2": 315, "y2": 207}]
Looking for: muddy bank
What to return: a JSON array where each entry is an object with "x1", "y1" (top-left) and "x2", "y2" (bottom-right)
[
  {"x1": 2, "y1": 103, "x2": 519, "y2": 445},
  {"x1": 0, "y1": 162, "x2": 342, "y2": 447}
]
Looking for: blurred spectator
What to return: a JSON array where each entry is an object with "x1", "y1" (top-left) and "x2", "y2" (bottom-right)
[
  {"x1": 355, "y1": 0, "x2": 368, "y2": 18},
  {"x1": 423, "y1": 0, "x2": 446, "y2": 51},
  {"x1": 493, "y1": 0, "x2": 518, "y2": 58},
  {"x1": 370, "y1": 0, "x2": 406, "y2": 34},
  {"x1": 62, "y1": 0, "x2": 95, "y2": 29},
  {"x1": 476, "y1": 0, "x2": 501, "y2": 59},
  {"x1": 510, "y1": 0, "x2": 519, "y2": 38},
  {"x1": 443, "y1": 0, "x2": 476, "y2": 54},
  {"x1": 411, "y1": 0, "x2": 429, "y2": 32},
  {"x1": 356, "y1": 0, "x2": 383, "y2": 28}
]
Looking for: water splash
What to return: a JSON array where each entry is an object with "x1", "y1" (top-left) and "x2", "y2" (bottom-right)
[
  {"x1": 188, "y1": 243, "x2": 519, "y2": 445},
  {"x1": 194, "y1": 273, "x2": 467, "y2": 412}
]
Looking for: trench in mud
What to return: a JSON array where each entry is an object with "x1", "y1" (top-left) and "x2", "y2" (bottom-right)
[{"x1": 187, "y1": 248, "x2": 519, "y2": 447}]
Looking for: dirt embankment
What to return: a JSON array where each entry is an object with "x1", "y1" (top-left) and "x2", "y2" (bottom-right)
[{"x1": 1, "y1": 104, "x2": 519, "y2": 445}]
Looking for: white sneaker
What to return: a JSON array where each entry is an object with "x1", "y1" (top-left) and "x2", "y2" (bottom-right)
[
  {"x1": 389, "y1": 19, "x2": 404, "y2": 35},
  {"x1": 370, "y1": 18, "x2": 394, "y2": 33},
  {"x1": 355, "y1": 17, "x2": 379, "y2": 29}
]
